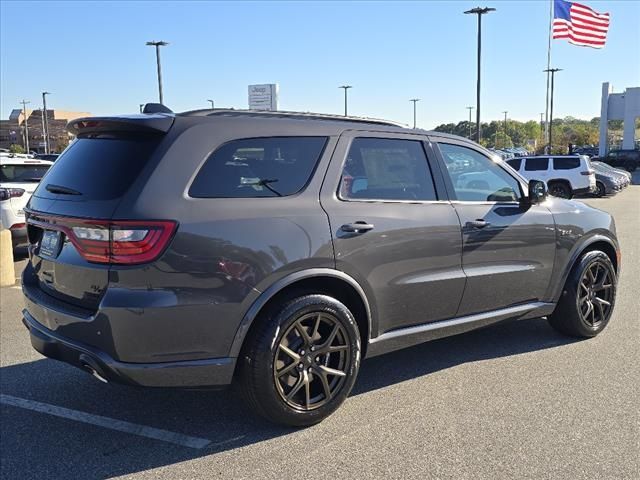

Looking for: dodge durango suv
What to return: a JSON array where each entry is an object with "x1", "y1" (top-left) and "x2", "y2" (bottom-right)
[{"x1": 22, "y1": 107, "x2": 620, "y2": 426}]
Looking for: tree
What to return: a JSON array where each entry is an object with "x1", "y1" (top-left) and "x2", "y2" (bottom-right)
[{"x1": 8, "y1": 144, "x2": 25, "y2": 154}]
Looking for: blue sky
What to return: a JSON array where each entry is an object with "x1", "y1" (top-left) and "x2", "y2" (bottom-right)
[{"x1": 1, "y1": 1, "x2": 638, "y2": 129}]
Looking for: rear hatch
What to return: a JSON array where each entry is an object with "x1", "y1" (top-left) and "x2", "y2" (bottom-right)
[{"x1": 25, "y1": 115, "x2": 174, "y2": 312}]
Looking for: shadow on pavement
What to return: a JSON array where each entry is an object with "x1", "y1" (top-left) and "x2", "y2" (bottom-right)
[{"x1": 0, "y1": 316, "x2": 577, "y2": 479}]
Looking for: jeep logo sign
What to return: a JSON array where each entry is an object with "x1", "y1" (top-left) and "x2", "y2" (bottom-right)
[{"x1": 248, "y1": 84, "x2": 279, "y2": 111}]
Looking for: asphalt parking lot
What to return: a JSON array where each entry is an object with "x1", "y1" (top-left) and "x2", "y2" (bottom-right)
[{"x1": 1, "y1": 178, "x2": 639, "y2": 480}]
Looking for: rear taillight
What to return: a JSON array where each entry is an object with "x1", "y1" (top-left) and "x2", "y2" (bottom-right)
[
  {"x1": 10, "y1": 223, "x2": 26, "y2": 230},
  {"x1": 581, "y1": 170, "x2": 595, "y2": 176},
  {"x1": 0, "y1": 188, "x2": 25, "y2": 200},
  {"x1": 27, "y1": 214, "x2": 177, "y2": 265}
]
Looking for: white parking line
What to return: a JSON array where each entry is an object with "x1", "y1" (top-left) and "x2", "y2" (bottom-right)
[{"x1": 0, "y1": 394, "x2": 211, "y2": 449}]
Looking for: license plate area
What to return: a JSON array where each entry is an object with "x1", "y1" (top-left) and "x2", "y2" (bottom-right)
[{"x1": 39, "y1": 230, "x2": 63, "y2": 259}]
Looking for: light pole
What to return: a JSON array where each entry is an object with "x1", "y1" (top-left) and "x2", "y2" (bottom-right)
[
  {"x1": 502, "y1": 110, "x2": 508, "y2": 147},
  {"x1": 207, "y1": 99, "x2": 215, "y2": 110},
  {"x1": 146, "y1": 40, "x2": 169, "y2": 104},
  {"x1": 410, "y1": 99, "x2": 420, "y2": 129},
  {"x1": 466, "y1": 106, "x2": 474, "y2": 138},
  {"x1": 543, "y1": 68, "x2": 562, "y2": 153},
  {"x1": 20, "y1": 100, "x2": 30, "y2": 153},
  {"x1": 339, "y1": 85, "x2": 352, "y2": 116},
  {"x1": 42, "y1": 92, "x2": 51, "y2": 154},
  {"x1": 539, "y1": 112, "x2": 544, "y2": 150},
  {"x1": 464, "y1": 6, "x2": 495, "y2": 143}
]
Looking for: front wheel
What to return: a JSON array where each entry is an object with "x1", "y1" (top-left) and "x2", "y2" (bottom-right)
[
  {"x1": 239, "y1": 294, "x2": 361, "y2": 427},
  {"x1": 594, "y1": 181, "x2": 606, "y2": 197},
  {"x1": 548, "y1": 251, "x2": 617, "y2": 337},
  {"x1": 548, "y1": 182, "x2": 573, "y2": 199}
]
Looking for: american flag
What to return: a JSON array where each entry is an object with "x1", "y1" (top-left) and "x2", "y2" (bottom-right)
[{"x1": 553, "y1": 0, "x2": 610, "y2": 49}]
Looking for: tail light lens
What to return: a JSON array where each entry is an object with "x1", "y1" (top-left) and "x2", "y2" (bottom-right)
[
  {"x1": 0, "y1": 188, "x2": 25, "y2": 200},
  {"x1": 27, "y1": 214, "x2": 177, "y2": 265}
]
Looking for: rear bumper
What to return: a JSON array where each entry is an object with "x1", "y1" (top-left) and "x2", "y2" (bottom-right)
[
  {"x1": 23, "y1": 310, "x2": 236, "y2": 388},
  {"x1": 10, "y1": 225, "x2": 27, "y2": 245}
]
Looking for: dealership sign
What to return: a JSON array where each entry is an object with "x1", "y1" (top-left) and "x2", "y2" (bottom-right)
[{"x1": 248, "y1": 84, "x2": 279, "y2": 111}]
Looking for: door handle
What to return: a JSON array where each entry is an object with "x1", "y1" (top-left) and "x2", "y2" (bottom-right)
[
  {"x1": 465, "y1": 219, "x2": 490, "y2": 229},
  {"x1": 341, "y1": 222, "x2": 375, "y2": 233}
]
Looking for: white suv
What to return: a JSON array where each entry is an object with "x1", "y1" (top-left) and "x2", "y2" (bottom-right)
[
  {"x1": 506, "y1": 155, "x2": 596, "y2": 199},
  {"x1": 0, "y1": 154, "x2": 53, "y2": 247}
]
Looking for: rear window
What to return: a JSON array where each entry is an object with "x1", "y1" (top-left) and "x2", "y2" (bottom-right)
[
  {"x1": 189, "y1": 137, "x2": 327, "y2": 198},
  {"x1": 553, "y1": 157, "x2": 581, "y2": 170},
  {"x1": 525, "y1": 158, "x2": 549, "y2": 171},
  {"x1": 0, "y1": 164, "x2": 50, "y2": 183},
  {"x1": 37, "y1": 137, "x2": 160, "y2": 200},
  {"x1": 506, "y1": 159, "x2": 522, "y2": 170}
]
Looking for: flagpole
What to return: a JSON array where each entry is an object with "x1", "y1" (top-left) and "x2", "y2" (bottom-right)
[{"x1": 544, "y1": 0, "x2": 553, "y2": 153}]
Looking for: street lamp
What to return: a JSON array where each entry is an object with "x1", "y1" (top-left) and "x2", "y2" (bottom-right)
[
  {"x1": 146, "y1": 40, "x2": 169, "y2": 104},
  {"x1": 543, "y1": 68, "x2": 562, "y2": 153},
  {"x1": 502, "y1": 110, "x2": 508, "y2": 148},
  {"x1": 464, "y1": 6, "x2": 496, "y2": 143},
  {"x1": 42, "y1": 92, "x2": 51, "y2": 154},
  {"x1": 20, "y1": 100, "x2": 30, "y2": 153},
  {"x1": 207, "y1": 99, "x2": 215, "y2": 110},
  {"x1": 466, "y1": 106, "x2": 474, "y2": 138},
  {"x1": 410, "y1": 99, "x2": 420, "y2": 129},
  {"x1": 339, "y1": 85, "x2": 352, "y2": 116}
]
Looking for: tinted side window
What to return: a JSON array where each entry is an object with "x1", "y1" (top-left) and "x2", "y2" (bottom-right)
[
  {"x1": 525, "y1": 158, "x2": 549, "y2": 171},
  {"x1": 189, "y1": 137, "x2": 327, "y2": 198},
  {"x1": 339, "y1": 138, "x2": 437, "y2": 201},
  {"x1": 553, "y1": 157, "x2": 581, "y2": 170},
  {"x1": 36, "y1": 137, "x2": 160, "y2": 200},
  {"x1": 438, "y1": 143, "x2": 521, "y2": 202},
  {"x1": 506, "y1": 158, "x2": 522, "y2": 170}
]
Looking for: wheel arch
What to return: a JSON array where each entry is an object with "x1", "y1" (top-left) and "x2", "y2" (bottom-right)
[
  {"x1": 229, "y1": 269, "x2": 373, "y2": 359},
  {"x1": 547, "y1": 178, "x2": 572, "y2": 189},
  {"x1": 552, "y1": 234, "x2": 619, "y2": 303}
]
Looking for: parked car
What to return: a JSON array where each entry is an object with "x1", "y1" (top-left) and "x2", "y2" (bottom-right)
[
  {"x1": 591, "y1": 160, "x2": 632, "y2": 183},
  {"x1": 589, "y1": 163, "x2": 625, "y2": 197},
  {"x1": 574, "y1": 146, "x2": 599, "y2": 158},
  {"x1": 0, "y1": 156, "x2": 53, "y2": 247},
  {"x1": 594, "y1": 149, "x2": 640, "y2": 172},
  {"x1": 34, "y1": 153, "x2": 60, "y2": 162},
  {"x1": 505, "y1": 155, "x2": 595, "y2": 199},
  {"x1": 22, "y1": 108, "x2": 620, "y2": 426}
]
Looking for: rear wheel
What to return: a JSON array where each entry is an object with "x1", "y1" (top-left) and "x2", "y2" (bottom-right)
[
  {"x1": 548, "y1": 181, "x2": 572, "y2": 199},
  {"x1": 594, "y1": 181, "x2": 606, "y2": 197},
  {"x1": 239, "y1": 294, "x2": 361, "y2": 427},
  {"x1": 548, "y1": 251, "x2": 617, "y2": 337}
]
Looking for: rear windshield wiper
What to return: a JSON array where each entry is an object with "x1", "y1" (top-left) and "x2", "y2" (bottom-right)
[
  {"x1": 46, "y1": 184, "x2": 82, "y2": 195},
  {"x1": 242, "y1": 178, "x2": 283, "y2": 197}
]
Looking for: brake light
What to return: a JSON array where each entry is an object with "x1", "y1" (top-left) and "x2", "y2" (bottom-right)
[
  {"x1": 0, "y1": 188, "x2": 25, "y2": 200},
  {"x1": 581, "y1": 170, "x2": 594, "y2": 175},
  {"x1": 27, "y1": 214, "x2": 177, "y2": 265},
  {"x1": 10, "y1": 223, "x2": 26, "y2": 230}
]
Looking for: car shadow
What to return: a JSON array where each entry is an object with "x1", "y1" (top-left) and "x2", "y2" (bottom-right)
[{"x1": 0, "y1": 316, "x2": 577, "y2": 479}]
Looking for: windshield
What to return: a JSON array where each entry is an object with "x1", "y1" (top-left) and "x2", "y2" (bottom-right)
[{"x1": 0, "y1": 164, "x2": 51, "y2": 183}]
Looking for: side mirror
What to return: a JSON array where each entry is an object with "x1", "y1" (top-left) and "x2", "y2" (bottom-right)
[{"x1": 527, "y1": 179, "x2": 547, "y2": 204}]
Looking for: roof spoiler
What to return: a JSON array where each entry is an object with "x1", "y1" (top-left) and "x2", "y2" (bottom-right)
[{"x1": 67, "y1": 113, "x2": 174, "y2": 137}]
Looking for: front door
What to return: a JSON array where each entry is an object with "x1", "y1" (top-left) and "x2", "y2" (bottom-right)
[
  {"x1": 432, "y1": 140, "x2": 556, "y2": 316},
  {"x1": 320, "y1": 132, "x2": 465, "y2": 337}
]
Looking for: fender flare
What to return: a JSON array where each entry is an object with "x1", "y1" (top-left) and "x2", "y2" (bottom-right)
[
  {"x1": 228, "y1": 268, "x2": 373, "y2": 358},
  {"x1": 551, "y1": 233, "x2": 619, "y2": 303}
]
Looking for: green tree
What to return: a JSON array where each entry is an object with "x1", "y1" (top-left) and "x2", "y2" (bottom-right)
[{"x1": 8, "y1": 144, "x2": 25, "y2": 154}]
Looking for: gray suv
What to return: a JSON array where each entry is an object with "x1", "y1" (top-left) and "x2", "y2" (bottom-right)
[{"x1": 22, "y1": 108, "x2": 620, "y2": 426}]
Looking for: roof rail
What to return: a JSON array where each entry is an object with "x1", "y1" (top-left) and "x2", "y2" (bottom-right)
[{"x1": 179, "y1": 108, "x2": 407, "y2": 128}]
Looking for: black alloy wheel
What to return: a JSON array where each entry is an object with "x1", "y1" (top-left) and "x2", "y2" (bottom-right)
[
  {"x1": 576, "y1": 260, "x2": 614, "y2": 329},
  {"x1": 549, "y1": 182, "x2": 572, "y2": 199}
]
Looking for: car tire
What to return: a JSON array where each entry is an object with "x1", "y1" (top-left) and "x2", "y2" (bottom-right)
[
  {"x1": 548, "y1": 250, "x2": 617, "y2": 338},
  {"x1": 594, "y1": 181, "x2": 606, "y2": 197},
  {"x1": 238, "y1": 294, "x2": 361, "y2": 427},
  {"x1": 548, "y1": 181, "x2": 572, "y2": 199}
]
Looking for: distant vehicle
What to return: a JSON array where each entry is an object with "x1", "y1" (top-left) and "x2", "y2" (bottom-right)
[
  {"x1": 34, "y1": 154, "x2": 60, "y2": 162},
  {"x1": 590, "y1": 163, "x2": 626, "y2": 197},
  {"x1": 594, "y1": 149, "x2": 640, "y2": 172},
  {"x1": 506, "y1": 155, "x2": 595, "y2": 199},
  {"x1": 0, "y1": 156, "x2": 53, "y2": 247},
  {"x1": 574, "y1": 146, "x2": 599, "y2": 157},
  {"x1": 590, "y1": 161, "x2": 632, "y2": 182}
]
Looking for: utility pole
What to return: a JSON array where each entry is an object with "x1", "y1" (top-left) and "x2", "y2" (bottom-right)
[
  {"x1": 40, "y1": 108, "x2": 46, "y2": 153},
  {"x1": 20, "y1": 100, "x2": 30, "y2": 153},
  {"x1": 42, "y1": 92, "x2": 51, "y2": 154},
  {"x1": 410, "y1": 99, "x2": 420, "y2": 129},
  {"x1": 502, "y1": 110, "x2": 508, "y2": 148},
  {"x1": 543, "y1": 68, "x2": 562, "y2": 153},
  {"x1": 466, "y1": 106, "x2": 474, "y2": 138},
  {"x1": 539, "y1": 112, "x2": 544, "y2": 151},
  {"x1": 464, "y1": 6, "x2": 496, "y2": 143},
  {"x1": 339, "y1": 85, "x2": 352, "y2": 116},
  {"x1": 146, "y1": 40, "x2": 169, "y2": 104}
]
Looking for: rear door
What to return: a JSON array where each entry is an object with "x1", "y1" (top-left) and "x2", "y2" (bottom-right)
[
  {"x1": 523, "y1": 157, "x2": 551, "y2": 183},
  {"x1": 320, "y1": 131, "x2": 464, "y2": 337},
  {"x1": 431, "y1": 138, "x2": 556, "y2": 316},
  {"x1": 25, "y1": 131, "x2": 166, "y2": 313}
]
